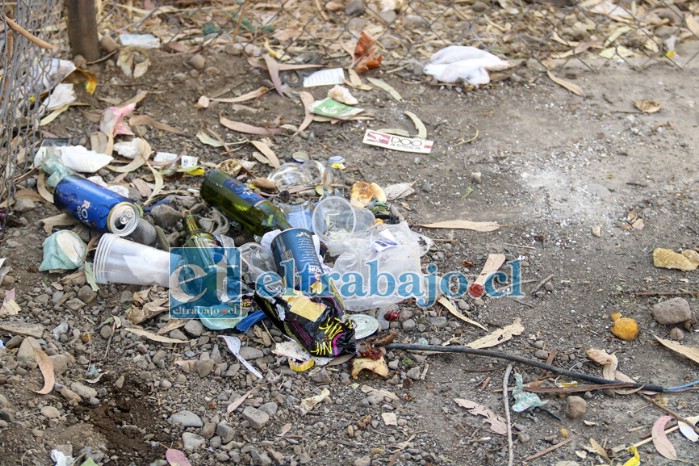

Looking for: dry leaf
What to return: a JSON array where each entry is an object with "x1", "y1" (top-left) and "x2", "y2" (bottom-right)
[
  {"x1": 37, "y1": 173, "x2": 53, "y2": 203},
  {"x1": 40, "y1": 213, "x2": 77, "y2": 234},
  {"x1": 300, "y1": 388, "x2": 330, "y2": 413},
  {"x1": 226, "y1": 388, "x2": 254, "y2": 417},
  {"x1": 109, "y1": 138, "x2": 152, "y2": 173},
  {"x1": 32, "y1": 347, "x2": 55, "y2": 394},
  {"x1": 654, "y1": 335, "x2": 699, "y2": 365},
  {"x1": 404, "y1": 111, "x2": 427, "y2": 139},
  {"x1": 131, "y1": 178, "x2": 152, "y2": 198},
  {"x1": 547, "y1": 71, "x2": 583, "y2": 96},
  {"x1": 366, "y1": 77, "x2": 402, "y2": 102},
  {"x1": 652, "y1": 416, "x2": 678, "y2": 460},
  {"x1": 295, "y1": 92, "x2": 315, "y2": 137},
  {"x1": 653, "y1": 248, "x2": 699, "y2": 272},
  {"x1": 212, "y1": 87, "x2": 269, "y2": 103},
  {"x1": 129, "y1": 115, "x2": 184, "y2": 134},
  {"x1": 263, "y1": 55, "x2": 285, "y2": 98},
  {"x1": 382, "y1": 412, "x2": 398, "y2": 426},
  {"x1": 124, "y1": 327, "x2": 189, "y2": 344},
  {"x1": 454, "y1": 398, "x2": 507, "y2": 435},
  {"x1": 158, "y1": 319, "x2": 186, "y2": 335},
  {"x1": 586, "y1": 348, "x2": 616, "y2": 366},
  {"x1": 419, "y1": 220, "x2": 500, "y2": 232},
  {"x1": 467, "y1": 318, "x2": 524, "y2": 349},
  {"x1": 0, "y1": 321, "x2": 45, "y2": 338},
  {"x1": 196, "y1": 130, "x2": 224, "y2": 148},
  {"x1": 687, "y1": 16, "x2": 699, "y2": 36},
  {"x1": 144, "y1": 163, "x2": 163, "y2": 205},
  {"x1": 278, "y1": 423, "x2": 293, "y2": 437},
  {"x1": 678, "y1": 416, "x2": 699, "y2": 443},
  {"x1": 589, "y1": 438, "x2": 610, "y2": 461},
  {"x1": 220, "y1": 117, "x2": 282, "y2": 136},
  {"x1": 437, "y1": 296, "x2": 486, "y2": 330},
  {"x1": 250, "y1": 140, "x2": 280, "y2": 168},
  {"x1": 352, "y1": 356, "x2": 390, "y2": 378},
  {"x1": 633, "y1": 100, "x2": 661, "y2": 114}
]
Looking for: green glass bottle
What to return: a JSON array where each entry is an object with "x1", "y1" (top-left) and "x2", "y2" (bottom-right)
[
  {"x1": 181, "y1": 211, "x2": 221, "y2": 305},
  {"x1": 200, "y1": 169, "x2": 291, "y2": 236}
]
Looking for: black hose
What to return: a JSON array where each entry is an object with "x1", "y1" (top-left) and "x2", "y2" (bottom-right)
[{"x1": 384, "y1": 343, "x2": 667, "y2": 393}]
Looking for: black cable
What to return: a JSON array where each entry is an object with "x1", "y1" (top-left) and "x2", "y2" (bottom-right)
[{"x1": 384, "y1": 343, "x2": 667, "y2": 393}]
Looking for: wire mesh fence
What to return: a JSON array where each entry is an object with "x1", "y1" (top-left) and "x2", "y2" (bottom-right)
[{"x1": 0, "y1": 0, "x2": 64, "y2": 231}]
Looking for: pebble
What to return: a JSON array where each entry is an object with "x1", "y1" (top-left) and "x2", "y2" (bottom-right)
[
  {"x1": 151, "y1": 205, "x2": 182, "y2": 229},
  {"x1": 5, "y1": 335, "x2": 23, "y2": 349},
  {"x1": 161, "y1": 379, "x2": 172, "y2": 390},
  {"x1": 407, "y1": 367, "x2": 422, "y2": 380},
  {"x1": 402, "y1": 15, "x2": 428, "y2": 28},
  {"x1": 170, "y1": 410, "x2": 203, "y2": 428},
  {"x1": 239, "y1": 347, "x2": 264, "y2": 360},
  {"x1": 518, "y1": 432, "x2": 531, "y2": 443},
  {"x1": 13, "y1": 198, "x2": 35, "y2": 212},
  {"x1": 669, "y1": 327, "x2": 685, "y2": 341},
  {"x1": 354, "y1": 456, "x2": 371, "y2": 466},
  {"x1": 169, "y1": 329, "x2": 188, "y2": 341},
  {"x1": 310, "y1": 369, "x2": 331, "y2": 384},
  {"x1": 49, "y1": 354, "x2": 70, "y2": 375},
  {"x1": 421, "y1": 181, "x2": 433, "y2": 193},
  {"x1": 566, "y1": 396, "x2": 587, "y2": 419},
  {"x1": 120, "y1": 290, "x2": 133, "y2": 303},
  {"x1": 100, "y1": 326, "x2": 113, "y2": 340},
  {"x1": 345, "y1": 0, "x2": 365, "y2": 16},
  {"x1": 182, "y1": 432, "x2": 206, "y2": 451},
  {"x1": 195, "y1": 360, "x2": 215, "y2": 378},
  {"x1": 472, "y1": 1, "x2": 488, "y2": 12},
  {"x1": 189, "y1": 53, "x2": 206, "y2": 70},
  {"x1": 543, "y1": 282, "x2": 554, "y2": 292},
  {"x1": 242, "y1": 406, "x2": 270, "y2": 429},
  {"x1": 100, "y1": 35, "x2": 119, "y2": 53},
  {"x1": 60, "y1": 387, "x2": 81, "y2": 403},
  {"x1": 70, "y1": 382, "x2": 97, "y2": 400},
  {"x1": 216, "y1": 422, "x2": 235, "y2": 443},
  {"x1": 532, "y1": 341, "x2": 545, "y2": 349},
  {"x1": 534, "y1": 350, "x2": 549, "y2": 360},
  {"x1": 16, "y1": 337, "x2": 40, "y2": 363},
  {"x1": 259, "y1": 402, "x2": 278, "y2": 417},
  {"x1": 651, "y1": 298, "x2": 692, "y2": 325},
  {"x1": 129, "y1": 219, "x2": 157, "y2": 245},
  {"x1": 41, "y1": 406, "x2": 60, "y2": 419},
  {"x1": 77, "y1": 285, "x2": 97, "y2": 304},
  {"x1": 183, "y1": 320, "x2": 204, "y2": 337},
  {"x1": 430, "y1": 317, "x2": 448, "y2": 328},
  {"x1": 64, "y1": 298, "x2": 85, "y2": 311},
  {"x1": 402, "y1": 319, "x2": 416, "y2": 331},
  {"x1": 201, "y1": 422, "x2": 216, "y2": 439}
]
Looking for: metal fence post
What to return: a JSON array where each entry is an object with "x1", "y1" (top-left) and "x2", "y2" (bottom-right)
[{"x1": 65, "y1": 0, "x2": 99, "y2": 61}]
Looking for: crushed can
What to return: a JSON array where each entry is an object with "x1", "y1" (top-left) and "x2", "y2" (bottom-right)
[{"x1": 53, "y1": 175, "x2": 140, "y2": 236}]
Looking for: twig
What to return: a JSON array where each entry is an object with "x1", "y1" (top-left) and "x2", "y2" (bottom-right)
[
  {"x1": 503, "y1": 242, "x2": 536, "y2": 250},
  {"x1": 630, "y1": 290, "x2": 699, "y2": 298},
  {"x1": 530, "y1": 274, "x2": 554, "y2": 295},
  {"x1": 1, "y1": 14, "x2": 53, "y2": 49},
  {"x1": 231, "y1": 0, "x2": 249, "y2": 39},
  {"x1": 640, "y1": 394, "x2": 699, "y2": 435},
  {"x1": 523, "y1": 438, "x2": 573, "y2": 462},
  {"x1": 503, "y1": 364, "x2": 514, "y2": 466},
  {"x1": 4, "y1": 27, "x2": 12, "y2": 92}
]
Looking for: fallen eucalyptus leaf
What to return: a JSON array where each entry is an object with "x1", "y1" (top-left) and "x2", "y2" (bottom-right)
[
  {"x1": 366, "y1": 77, "x2": 403, "y2": 101},
  {"x1": 32, "y1": 347, "x2": 55, "y2": 394},
  {"x1": 547, "y1": 71, "x2": 583, "y2": 96},
  {"x1": 419, "y1": 220, "x2": 500, "y2": 232},
  {"x1": 438, "y1": 296, "x2": 486, "y2": 331},
  {"x1": 124, "y1": 327, "x2": 189, "y2": 344},
  {"x1": 467, "y1": 318, "x2": 524, "y2": 349},
  {"x1": 651, "y1": 416, "x2": 678, "y2": 460},
  {"x1": 654, "y1": 335, "x2": 699, "y2": 365},
  {"x1": 220, "y1": 117, "x2": 282, "y2": 136},
  {"x1": 454, "y1": 398, "x2": 507, "y2": 434},
  {"x1": 404, "y1": 111, "x2": 427, "y2": 139},
  {"x1": 250, "y1": 140, "x2": 280, "y2": 168}
]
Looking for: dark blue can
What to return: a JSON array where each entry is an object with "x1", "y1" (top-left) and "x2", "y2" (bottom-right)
[
  {"x1": 54, "y1": 175, "x2": 141, "y2": 236},
  {"x1": 271, "y1": 228, "x2": 323, "y2": 294}
]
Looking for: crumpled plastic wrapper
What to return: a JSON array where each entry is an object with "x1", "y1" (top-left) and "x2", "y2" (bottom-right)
[
  {"x1": 512, "y1": 373, "x2": 548, "y2": 412},
  {"x1": 39, "y1": 231, "x2": 86, "y2": 272},
  {"x1": 423, "y1": 45, "x2": 509, "y2": 86}
]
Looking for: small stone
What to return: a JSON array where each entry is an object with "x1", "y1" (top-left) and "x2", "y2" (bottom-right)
[
  {"x1": 120, "y1": 290, "x2": 133, "y2": 303},
  {"x1": 430, "y1": 316, "x2": 448, "y2": 328},
  {"x1": 652, "y1": 298, "x2": 692, "y2": 325},
  {"x1": 169, "y1": 410, "x2": 203, "y2": 428},
  {"x1": 182, "y1": 432, "x2": 206, "y2": 451},
  {"x1": 472, "y1": 1, "x2": 488, "y2": 12},
  {"x1": 169, "y1": 329, "x2": 188, "y2": 341},
  {"x1": 345, "y1": 0, "x2": 365, "y2": 16},
  {"x1": 78, "y1": 285, "x2": 97, "y2": 304},
  {"x1": 70, "y1": 382, "x2": 97, "y2": 400},
  {"x1": 151, "y1": 205, "x2": 182, "y2": 229},
  {"x1": 41, "y1": 406, "x2": 60, "y2": 419},
  {"x1": 532, "y1": 341, "x2": 545, "y2": 349},
  {"x1": 195, "y1": 360, "x2": 215, "y2": 378},
  {"x1": 518, "y1": 432, "x2": 531, "y2": 443},
  {"x1": 407, "y1": 367, "x2": 421, "y2": 380},
  {"x1": 224, "y1": 43, "x2": 244, "y2": 56},
  {"x1": 402, "y1": 319, "x2": 416, "y2": 331},
  {"x1": 402, "y1": 15, "x2": 428, "y2": 28},
  {"x1": 114, "y1": 375, "x2": 125, "y2": 389},
  {"x1": 216, "y1": 422, "x2": 235, "y2": 443},
  {"x1": 5, "y1": 335, "x2": 24, "y2": 349},
  {"x1": 100, "y1": 325, "x2": 113, "y2": 340},
  {"x1": 242, "y1": 406, "x2": 269, "y2": 430},
  {"x1": 354, "y1": 455, "x2": 371, "y2": 466},
  {"x1": 470, "y1": 172, "x2": 482, "y2": 184},
  {"x1": 184, "y1": 320, "x2": 204, "y2": 337},
  {"x1": 189, "y1": 53, "x2": 206, "y2": 70},
  {"x1": 534, "y1": 350, "x2": 549, "y2": 360},
  {"x1": 421, "y1": 181, "x2": 433, "y2": 193},
  {"x1": 160, "y1": 379, "x2": 172, "y2": 390},
  {"x1": 201, "y1": 422, "x2": 216, "y2": 439},
  {"x1": 64, "y1": 298, "x2": 85, "y2": 311},
  {"x1": 16, "y1": 337, "x2": 40, "y2": 363},
  {"x1": 669, "y1": 327, "x2": 685, "y2": 341},
  {"x1": 591, "y1": 226, "x2": 602, "y2": 237},
  {"x1": 13, "y1": 198, "x2": 35, "y2": 212},
  {"x1": 566, "y1": 396, "x2": 587, "y2": 419},
  {"x1": 129, "y1": 219, "x2": 157, "y2": 246},
  {"x1": 310, "y1": 369, "x2": 331, "y2": 384},
  {"x1": 239, "y1": 346, "x2": 263, "y2": 360},
  {"x1": 100, "y1": 35, "x2": 119, "y2": 53},
  {"x1": 544, "y1": 282, "x2": 554, "y2": 292},
  {"x1": 49, "y1": 354, "x2": 70, "y2": 375},
  {"x1": 60, "y1": 387, "x2": 81, "y2": 403},
  {"x1": 259, "y1": 402, "x2": 278, "y2": 417}
]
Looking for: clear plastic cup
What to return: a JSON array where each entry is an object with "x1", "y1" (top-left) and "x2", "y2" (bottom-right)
[
  {"x1": 267, "y1": 163, "x2": 313, "y2": 190},
  {"x1": 238, "y1": 242, "x2": 275, "y2": 283},
  {"x1": 311, "y1": 196, "x2": 375, "y2": 243},
  {"x1": 93, "y1": 234, "x2": 174, "y2": 288},
  {"x1": 280, "y1": 201, "x2": 314, "y2": 230}
]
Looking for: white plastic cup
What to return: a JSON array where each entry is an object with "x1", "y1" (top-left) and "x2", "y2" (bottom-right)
[
  {"x1": 94, "y1": 234, "x2": 173, "y2": 288},
  {"x1": 311, "y1": 196, "x2": 375, "y2": 243}
]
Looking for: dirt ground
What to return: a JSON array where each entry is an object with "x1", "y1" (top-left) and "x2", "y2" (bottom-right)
[{"x1": 0, "y1": 36, "x2": 698, "y2": 466}]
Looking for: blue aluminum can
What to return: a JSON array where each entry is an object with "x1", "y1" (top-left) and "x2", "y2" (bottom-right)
[
  {"x1": 54, "y1": 175, "x2": 140, "y2": 236},
  {"x1": 271, "y1": 228, "x2": 323, "y2": 294}
]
